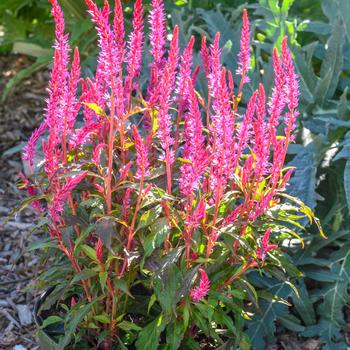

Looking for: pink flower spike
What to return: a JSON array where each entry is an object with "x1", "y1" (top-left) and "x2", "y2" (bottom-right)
[
  {"x1": 156, "y1": 25, "x2": 179, "y2": 160},
  {"x1": 49, "y1": 171, "x2": 88, "y2": 223},
  {"x1": 149, "y1": 0, "x2": 166, "y2": 69},
  {"x1": 256, "y1": 228, "x2": 278, "y2": 260},
  {"x1": 122, "y1": 188, "x2": 134, "y2": 222},
  {"x1": 186, "y1": 197, "x2": 206, "y2": 228},
  {"x1": 201, "y1": 36, "x2": 210, "y2": 77},
  {"x1": 208, "y1": 32, "x2": 222, "y2": 95},
  {"x1": 132, "y1": 125, "x2": 150, "y2": 178},
  {"x1": 268, "y1": 48, "x2": 286, "y2": 146},
  {"x1": 180, "y1": 79, "x2": 208, "y2": 197},
  {"x1": 190, "y1": 268, "x2": 210, "y2": 302},
  {"x1": 70, "y1": 297, "x2": 77, "y2": 308},
  {"x1": 114, "y1": 0, "x2": 125, "y2": 62},
  {"x1": 23, "y1": 121, "x2": 47, "y2": 170},
  {"x1": 119, "y1": 161, "x2": 132, "y2": 182},
  {"x1": 281, "y1": 37, "x2": 299, "y2": 139},
  {"x1": 236, "y1": 9, "x2": 251, "y2": 78},
  {"x1": 126, "y1": 0, "x2": 144, "y2": 85},
  {"x1": 177, "y1": 36, "x2": 195, "y2": 109},
  {"x1": 96, "y1": 238, "x2": 103, "y2": 264},
  {"x1": 92, "y1": 143, "x2": 107, "y2": 166}
]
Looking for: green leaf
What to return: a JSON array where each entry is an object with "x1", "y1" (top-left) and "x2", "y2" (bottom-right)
[
  {"x1": 115, "y1": 279, "x2": 133, "y2": 298},
  {"x1": 70, "y1": 269, "x2": 97, "y2": 285},
  {"x1": 287, "y1": 144, "x2": 318, "y2": 212},
  {"x1": 291, "y1": 280, "x2": 316, "y2": 326},
  {"x1": 41, "y1": 315, "x2": 63, "y2": 329},
  {"x1": 182, "y1": 337, "x2": 201, "y2": 350},
  {"x1": 154, "y1": 263, "x2": 181, "y2": 315},
  {"x1": 93, "y1": 314, "x2": 110, "y2": 324},
  {"x1": 166, "y1": 320, "x2": 185, "y2": 350},
  {"x1": 80, "y1": 244, "x2": 97, "y2": 262},
  {"x1": 317, "y1": 18, "x2": 345, "y2": 104},
  {"x1": 281, "y1": 0, "x2": 295, "y2": 14},
  {"x1": 136, "y1": 205, "x2": 162, "y2": 231},
  {"x1": 344, "y1": 160, "x2": 350, "y2": 214},
  {"x1": 118, "y1": 320, "x2": 142, "y2": 332},
  {"x1": 246, "y1": 277, "x2": 294, "y2": 350},
  {"x1": 313, "y1": 249, "x2": 350, "y2": 348},
  {"x1": 96, "y1": 216, "x2": 116, "y2": 250},
  {"x1": 99, "y1": 271, "x2": 107, "y2": 293},
  {"x1": 303, "y1": 269, "x2": 343, "y2": 282},
  {"x1": 215, "y1": 339, "x2": 234, "y2": 350},
  {"x1": 74, "y1": 225, "x2": 95, "y2": 251},
  {"x1": 278, "y1": 314, "x2": 305, "y2": 332},
  {"x1": 143, "y1": 217, "x2": 170, "y2": 257},
  {"x1": 27, "y1": 238, "x2": 56, "y2": 251},
  {"x1": 58, "y1": 301, "x2": 97, "y2": 350},
  {"x1": 135, "y1": 315, "x2": 166, "y2": 350}
]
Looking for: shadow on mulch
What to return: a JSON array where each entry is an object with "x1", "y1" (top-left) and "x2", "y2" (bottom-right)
[{"x1": 0, "y1": 54, "x2": 48, "y2": 350}]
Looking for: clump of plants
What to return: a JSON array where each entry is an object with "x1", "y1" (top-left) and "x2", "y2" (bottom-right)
[{"x1": 20, "y1": 0, "x2": 323, "y2": 348}]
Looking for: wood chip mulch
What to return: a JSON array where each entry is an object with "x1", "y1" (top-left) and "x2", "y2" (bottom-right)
[{"x1": 0, "y1": 54, "x2": 49, "y2": 350}]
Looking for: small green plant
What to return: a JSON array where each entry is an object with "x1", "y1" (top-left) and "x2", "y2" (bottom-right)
[{"x1": 19, "y1": 0, "x2": 323, "y2": 348}]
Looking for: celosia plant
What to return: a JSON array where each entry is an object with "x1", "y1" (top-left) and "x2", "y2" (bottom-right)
[{"x1": 19, "y1": 0, "x2": 324, "y2": 348}]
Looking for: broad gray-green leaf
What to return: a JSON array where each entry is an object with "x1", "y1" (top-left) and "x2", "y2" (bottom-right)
[
  {"x1": 344, "y1": 160, "x2": 350, "y2": 214},
  {"x1": 293, "y1": 48, "x2": 316, "y2": 104},
  {"x1": 291, "y1": 280, "x2": 316, "y2": 326},
  {"x1": 287, "y1": 144, "x2": 318, "y2": 211},
  {"x1": 302, "y1": 250, "x2": 350, "y2": 348},
  {"x1": 317, "y1": 18, "x2": 345, "y2": 104},
  {"x1": 246, "y1": 277, "x2": 296, "y2": 350}
]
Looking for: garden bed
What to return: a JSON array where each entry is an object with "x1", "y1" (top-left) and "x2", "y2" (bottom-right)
[{"x1": 0, "y1": 54, "x2": 48, "y2": 350}]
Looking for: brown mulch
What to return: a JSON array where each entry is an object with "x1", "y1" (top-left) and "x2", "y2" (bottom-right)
[{"x1": 0, "y1": 54, "x2": 49, "y2": 350}]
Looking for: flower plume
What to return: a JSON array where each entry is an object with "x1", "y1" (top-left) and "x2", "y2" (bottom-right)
[
  {"x1": 190, "y1": 269, "x2": 210, "y2": 302},
  {"x1": 236, "y1": 8, "x2": 251, "y2": 80}
]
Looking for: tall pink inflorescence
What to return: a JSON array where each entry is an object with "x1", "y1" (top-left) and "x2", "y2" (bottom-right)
[
  {"x1": 113, "y1": 0, "x2": 125, "y2": 63},
  {"x1": 149, "y1": 0, "x2": 166, "y2": 71},
  {"x1": 256, "y1": 228, "x2": 278, "y2": 260},
  {"x1": 190, "y1": 269, "x2": 210, "y2": 302},
  {"x1": 208, "y1": 33, "x2": 222, "y2": 96},
  {"x1": 252, "y1": 84, "x2": 269, "y2": 181},
  {"x1": 49, "y1": 172, "x2": 87, "y2": 224},
  {"x1": 176, "y1": 36, "x2": 195, "y2": 112},
  {"x1": 236, "y1": 8, "x2": 251, "y2": 83},
  {"x1": 282, "y1": 37, "x2": 299, "y2": 141},
  {"x1": 132, "y1": 125, "x2": 150, "y2": 179},
  {"x1": 268, "y1": 48, "x2": 286, "y2": 147},
  {"x1": 23, "y1": 0, "x2": 70, "y2": 171},
  {"x1": 85, "y1": 0, "x2": 123, "y2": 113},
  {"x1": 125, "y1": 0, "x2": 144, "y2": 95},
  {"x1": 156, "y1": 26, "x2": 179, "y2": 165},
  {"x1": 180, "y1": 79, "x2": 208, "y2": 197},
  {"x1": 210, "y1": 68, "x2": 234, "y2": 195}
]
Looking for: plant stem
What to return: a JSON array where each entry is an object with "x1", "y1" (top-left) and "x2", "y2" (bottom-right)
[{"x1": 106, "y1": 87, "x2": 116, "y2": 214}]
